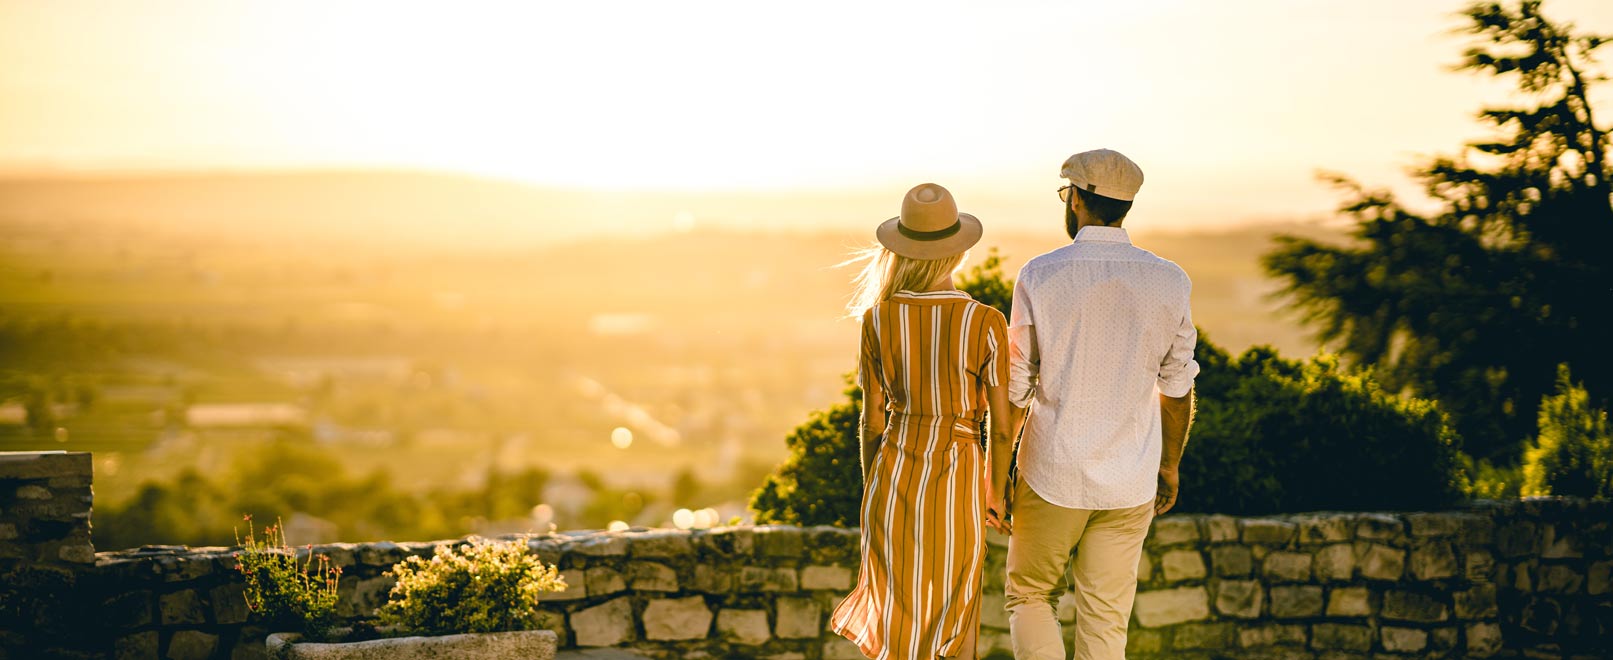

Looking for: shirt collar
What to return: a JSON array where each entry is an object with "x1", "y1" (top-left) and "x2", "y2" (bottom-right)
[
  {"x1": 1073, "y1": 225, "x2": 1132, "y2": 245},
  {"x1": 893, "y1": 289, "x2": 973, "y2": 300}
]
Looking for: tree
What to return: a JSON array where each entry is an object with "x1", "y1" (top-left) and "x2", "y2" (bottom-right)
[
  {"x1": 1263, "y1": 1, "x2": 1613, "y2": 460},
  {"x1": 1521, "y1": 364, "x2": 1613, "y2": 498}
]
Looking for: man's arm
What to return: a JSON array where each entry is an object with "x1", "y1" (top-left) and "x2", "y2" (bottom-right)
[{"x1": 1155, "y1": 388, "x2": 1195, "y2": 514}]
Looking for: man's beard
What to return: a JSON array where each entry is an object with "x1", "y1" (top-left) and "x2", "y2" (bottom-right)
[{"x1": 1065, "y1": 203, "x2": 1079, "y2": 240}]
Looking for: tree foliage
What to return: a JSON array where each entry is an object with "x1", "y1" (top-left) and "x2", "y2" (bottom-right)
[
  {"x1": 1521, "y1": 364, "x2": 1613, "y2": 498},
  {"x1": 1262, "y1": 1, "x2": 1613, "y2": 459}
]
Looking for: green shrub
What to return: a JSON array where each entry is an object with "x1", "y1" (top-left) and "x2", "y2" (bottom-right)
[
  {"x1": 233, "y1": 516, "x2": 341, "y2": 640},
  {"x1": 377, "y1": 538, "x2": 566, "y2": 635},
  {"x1": 1180, "y1": 342, "x2": 1466, "y2": 514},
  {"x1": 1521, "y1": 365, "x2": 1613, "y2": 499},
  {"x1": 750, "y1": 379, "x2": 863, "y2": 526}
]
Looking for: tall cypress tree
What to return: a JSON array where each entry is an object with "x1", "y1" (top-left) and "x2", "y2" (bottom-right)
[{"x1": 1264, "y1": 1, "x2": 1613, "y2": 459}]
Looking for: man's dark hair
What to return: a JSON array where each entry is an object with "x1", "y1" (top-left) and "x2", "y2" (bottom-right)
[{"x1": 1075, "y1": 187, "x2": 1133, "y2": 225}]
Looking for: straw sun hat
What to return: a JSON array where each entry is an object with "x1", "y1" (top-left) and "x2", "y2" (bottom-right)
[{"x1": 875, "y1": 183, "x2": 983, "y2": 260}]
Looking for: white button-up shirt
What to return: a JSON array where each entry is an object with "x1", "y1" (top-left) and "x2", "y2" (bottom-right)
[{"x1": 1008, "y1": 225, "x2": 1199, "y2": 510}]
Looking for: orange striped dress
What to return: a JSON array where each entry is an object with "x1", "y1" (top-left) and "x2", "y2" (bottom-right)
[{"x1": 830, "y1": 289, "x2": 1008, "y2": 660}]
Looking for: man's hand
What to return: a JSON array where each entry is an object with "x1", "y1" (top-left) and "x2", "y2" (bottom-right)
[
  {"x1": 985, "y1": 499, "x2": 1012, "y2": 535},
  {"x1": 1155, "y1": 466, "x2": 1179, "y2": 515}
]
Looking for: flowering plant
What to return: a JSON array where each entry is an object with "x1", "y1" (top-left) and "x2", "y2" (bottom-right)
[
  {"x1": 233, "y1": 515, "x2": 341, "y2": 641},
  {"x1": 377, "y1": 537, "x2": 565, "y2": 635}
]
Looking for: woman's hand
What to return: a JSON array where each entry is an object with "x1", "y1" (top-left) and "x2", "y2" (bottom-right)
[{"x1": 985, "y1": 499, "x2": 1012, "y2": 535}]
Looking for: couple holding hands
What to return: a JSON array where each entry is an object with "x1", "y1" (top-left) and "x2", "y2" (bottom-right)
[{"x1": 828, "y1": 148, "x2": 1199, "y2": 660}]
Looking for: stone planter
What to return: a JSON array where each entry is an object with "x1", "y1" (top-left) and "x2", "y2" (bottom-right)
[{"x1": 266, "y1": 628, "x2": 558, "y2": 660}]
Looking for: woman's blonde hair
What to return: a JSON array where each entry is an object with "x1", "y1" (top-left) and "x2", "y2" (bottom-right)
[{"x1": 844, "y1": 245, "x2": 968, "y2": 318}]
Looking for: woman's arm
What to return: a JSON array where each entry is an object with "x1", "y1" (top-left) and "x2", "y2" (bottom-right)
[
  {"x1": 985, "y1": 377, "x2": 1016, "y2": 533},
  {"x1": 860, "y1": 378, "x2": 887, "y2": 483}
]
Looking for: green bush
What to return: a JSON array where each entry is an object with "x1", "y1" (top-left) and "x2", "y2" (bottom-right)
[
  {"x1": 377, "y1": 538, "x2": 566, "y2": 635},
  {"x1": 1180, "y1": 342, "x2": 1466, "y2": 514},
  {"x1": 1521, "y1": 365, "x2": 1613, "y2": 499},
  {"x1": 749, "y1": 379, "x2": 863, "y2": 526}
]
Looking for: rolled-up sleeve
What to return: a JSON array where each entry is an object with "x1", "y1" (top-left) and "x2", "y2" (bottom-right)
[
  {"x1": 1157, "y1": 298, "x2": 1200, "y2": 398},
  {"x1": 1007, "y1": 274, "x2": 1039, "y2": 407}
]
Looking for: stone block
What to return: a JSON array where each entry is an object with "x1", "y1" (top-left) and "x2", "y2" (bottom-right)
[
  {"x1": 1355, "y1": 513, "x2": 1404, "y2": 540},
  {"x1": 689, "y1": 564, "x2": 732, "y2": 593},
  {"x1": 1466, "y1": 549, "x2": 1497, "y2": 583},
  {"x1": 1241, "y1": 519, "x2": 1297, "y2": 545},
  {"x1": 1262, "y1": 551, "x2": 1313, "y2": 582},
  {"x1": 1211, "y1": 545, "x2": 1253, "y2": 577},
  {"x1": 114, "y1": 630, "x2": 158, "y2": 660},
  {"x1": 1237, "y1": 623, "x2": 1307, "y2": 648},
  {"x1": 1466, "y1": 622, "x2": 1503, "y2": 657},
  {"x1": 1380, "y1": 626, "x2": 1428, "y2": 653},
  {"x1": 1150, "y1": 516, "x2": 1200, "y2": 546},
  {"x1": 572, "y1": 534, "x2": 629, "y2": 556},
  {"x1": 1537, "y1": 564, "x2": 1582, "y2": 594},
  {"x1": 355, "y1": 540, "x2": 402, "y2": 566},
  {"x1": 573, "y1": 597, "x2": 636, "y2": 647},
  {"x1": 1269, "y1": 585, "x2": 1323, "y2": 618},
  {"x1": 210, "y1": 583, "x2": 249, "y2": 625},
  {"x1": 823, "y1": 637, "x2": 866, "y2": 660},
  {"x1": 1325, "y1": 586, "x2": 1371, "y2": 617},
  {"x1": 1132, "y1": 586, "x2": 1210, "y2": 627},
  {"x1": 159, "y1": 588, "x2": 206, "y2": 625},
  {"x1": 627, "y1": 561, "x2": 679, "y2": 592},
  {"x1": 1204, "y1": 515, "x2": 1238, "y2": 542},
  {"x1": 587, "y1": 567, "x2": 626, "y2": 596},
  {"x1": 166, "y1": 630, "x2": 218, "y2": 660},
  {"x1": 1213, "y1": 579, "x2": 1263, "y2": 618},
  {"x1": 1406, "y1": 513, "x2": 1460, "y2": 537},
  {"x1": 0, "y1": 523, "x2": 16, "y2": 540},
  {"x1": 1496, "y1": 521, "x2": 1538, "y2": 558},
  {"x1": 627, "y1": 530, "x2": 694, "y2": 558},
  {"x1": 1310, "y1": 623, "x2": 1372, "y2": 652},
  {"x1": 1126, "y1": 628, "x2": 1167, "y2": 655},
  {"x1": 1171, "y1": 622, "x2": 1234, "y2": 649},
  {"x1": 104, "y1": 590, "x2": 153, "y2": 629},
  {"x1": 644, "y1": 596, "x2": 713, "y2": 640},
  {"x1": 801, "y1": 565, "x2": 853, "y2": 591},
  {"x1": 1358, "y1": 543, "x2": 1405, "y2": 581},
  {"x1": 1295, "y1": 514, "x2": 1353, "y2": 543},
  {"x1": 776, "y1": 597, "x2": 822, "y2": 639},
  {"x1": 979, "y1": 591, "x2": 1008, "y2": 629},
  {"x1": 1540, "y1": 523, "x2": 1582, "y2": 559},
  {"x1": 717, "y1": 609, "x2": 772, "y2": 645},
  {"x1": 1428, "y1": 626, "x2": 1458, "y2": 652},
  {"x1": 1137, "y1": 551, "x2": 1153, "y2": 583},
  {"x1": 700, "y1": 527, "x2": 757, "y2": 557},
  {"x1": 15, "y1": 484, "x2": 51, "y2": 500},
  {"x1": 1588, "y1": 560, "x2": 1612, "y2": 596},
  {"x1": 1454, "y1": 584, "x2": 1497, "y2": 620},
  {"x1": 737, "y1": 566, "x2": 798, "y2": 592},
  {"x1": 537, "y1": 569, "x2": 587, "y2": 601},
  {"x1": 1409, "y1": 541, "x2": 1457, "y2": 581},
  {"x1": 1382, "y1": 589, "x2": 1448, "y2": 623},
  {"x1": 1315, "y1": 543, "x2": 1355, "y2": 581},
  {"x1": 337, "y1": 575, "x2": 395, "y2": 618},
  {"x1": 1161, "y1": 549, "x2": 1207, "y2": 582},
  {"x1": 754, "y1": 526, "x2": 806, "y2": 557}
]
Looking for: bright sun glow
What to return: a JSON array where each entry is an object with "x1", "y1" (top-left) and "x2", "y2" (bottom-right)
[{"x1": 2, "y1": 1, "x2": 1612, "y2": 228}]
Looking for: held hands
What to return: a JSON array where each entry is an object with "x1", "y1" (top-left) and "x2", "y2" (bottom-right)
[
  {"x1": 1155, "y1": 466, "x2": 1180, "y2": 515},
  {"x1": 984, "y1": 499, "x2": 1011, "y2": 535}
]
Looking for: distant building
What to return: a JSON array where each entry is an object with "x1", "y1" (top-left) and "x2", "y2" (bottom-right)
[{"x1": 184, "y1": 403, "x2": 308, "y2": 429}]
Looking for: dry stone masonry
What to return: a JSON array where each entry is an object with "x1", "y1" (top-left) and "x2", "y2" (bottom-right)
[{"x1": 1, "y1": 451, "x2": 1609, "y2": 659}]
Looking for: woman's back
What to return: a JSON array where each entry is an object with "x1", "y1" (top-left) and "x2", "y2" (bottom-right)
[{"x1": 859, "y1": 289, "x2": 1008, "y2": 427}]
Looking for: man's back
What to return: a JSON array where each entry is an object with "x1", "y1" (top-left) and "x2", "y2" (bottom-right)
[{"x1": 1008, "y1": 225, "x2": 1198, "y2": 510}]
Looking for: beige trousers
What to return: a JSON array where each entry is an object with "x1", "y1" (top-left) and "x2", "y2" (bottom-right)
[{"x1": 1004, "y1": 477, "x2": 1154, "y2": 660}]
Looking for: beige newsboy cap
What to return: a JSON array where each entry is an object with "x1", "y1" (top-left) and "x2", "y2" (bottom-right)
[{"x1": 1060, "y1": 149, "x2": 1144, "y2": 201}]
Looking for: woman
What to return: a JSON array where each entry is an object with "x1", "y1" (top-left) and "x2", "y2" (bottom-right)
[{"x1": 829, "y1": 183, "x2": 1017, "y2": 660}]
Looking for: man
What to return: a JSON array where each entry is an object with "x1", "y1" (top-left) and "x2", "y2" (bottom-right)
[{"x1": 987, "y1": 148, "x2": 1198, "y2": 660}]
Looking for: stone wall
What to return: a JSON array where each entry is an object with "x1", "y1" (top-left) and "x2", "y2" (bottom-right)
[{"x1": 1, "y1": 451, "x2": 1609, "y2": 659}]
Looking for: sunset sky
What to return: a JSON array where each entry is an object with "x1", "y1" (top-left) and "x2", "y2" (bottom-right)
[{"x1": 3, "y1": 0, "x2": 1612, "y2": 230}]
